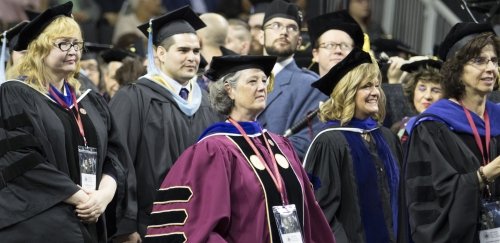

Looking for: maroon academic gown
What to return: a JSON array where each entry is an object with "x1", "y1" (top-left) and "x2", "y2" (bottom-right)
[{"x1": 145, "y1": 125, "x2": 335, "y2": 243}]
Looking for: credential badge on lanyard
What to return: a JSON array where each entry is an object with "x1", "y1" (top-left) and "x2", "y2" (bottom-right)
[
  {"x1": 78, "y1": 146, "x2": 97, "y2": 190},
  {"x1": 272, "y1": 204, "x2": 304, "y2": 243}
]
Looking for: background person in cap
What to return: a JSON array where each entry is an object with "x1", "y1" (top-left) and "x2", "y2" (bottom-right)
[
  {"x1": 114, "y1": 55, "x2": 147, "y2": 87},
  {"x1": 257, "y1": 0, "x2": 327, "y2": 160},
  {"x1": 247, "y1": 0, "x2": 271, "y2": 55},
  {"x1": 390, "y1": 59, "x2": 443, "y2": 139},
  {"x1": 307, "y1": 10, "x2": 364, "y2": 77},
  {"x1": 100, "y1": 48, "x2": 136, "y2": 100},
  {"x1": 304, "y1": 48, "x2": 402, "y2": 243},
  {"x1": 0, "y1": 2, "x2": 129, "y2": 241},
  {"x1": 371, "y1": 38, "x2": 422, "y2": 128},
  {"x1": 109, "y1": 5, "x2": 222, "y2": 241},
  {"x1": 371, "y1": 38, "x2": 417, "y2": 84},
  {"x1": 79, "y1": 42, "x2": 112, "y2": 93},
  {"x1": 145, "y1": 55, "x2": 335, "y2": 243},
  {"x1": 403, "y1": 22, "x2": 500, "y2": 243}
]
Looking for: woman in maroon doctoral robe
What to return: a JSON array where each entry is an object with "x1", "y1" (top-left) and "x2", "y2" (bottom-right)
[{"x1": 145, "y1": 55, "x2": 335, "y2": 243}]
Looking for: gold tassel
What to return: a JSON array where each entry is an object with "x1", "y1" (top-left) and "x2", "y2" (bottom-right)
[
  {"x1": 267, "y1": 72, "x2": 275, "y2": 93},
  {"x1": 362, "y1": 33, "x2": 371, "y2": 53}
]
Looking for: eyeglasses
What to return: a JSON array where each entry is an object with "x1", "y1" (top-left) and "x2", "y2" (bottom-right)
[
  {"x1": 53, "y1": 41, "x2": 84, "y2": 52},
  {"x1": 469, "y1": 56, "x2": 499, "y2": 67},
  {"x1": 264, "y1": 22, "x2": 299, "y2": 34},
  {"x1": 318, "y1": 42, "x2": 353, "y2": 51}
]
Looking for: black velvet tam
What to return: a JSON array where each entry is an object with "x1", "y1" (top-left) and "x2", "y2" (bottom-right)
[
  {"x1": 438, "y1": 22, "x2": 494, "y2": 61},
  {"x1": 307, "y1": 10, "x2": 363, "y2": 48},
  {"x1": 14, "y1": 1, "x2": 73, "y2": 51},
  {"x1": 205, "y1": 55, "x2": 277, "y2": 81},
  {"x1": 400, "y1": 59, "x2": 443, "y2": 73},
  {"x1": 312, "y1": 48, "x2": 372, "y2": 96}
]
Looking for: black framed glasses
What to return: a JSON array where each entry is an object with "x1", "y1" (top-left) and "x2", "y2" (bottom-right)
[{"x1": 53, "y1": 41, "x2": 84, "y2": 52}]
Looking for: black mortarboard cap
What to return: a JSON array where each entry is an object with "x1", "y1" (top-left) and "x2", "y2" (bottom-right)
[
  {"x1": 101, "y1": 48, "x2": 136, "y2": 64},
  {"x1": 137, "y1": 5, "x2": 206, "y2": 45},
  {"x1": 81, "y1": 42, "x2": 112, "y2": 60},
  {"x1": 312, "y1": 48, "x2": 372, "y2": 96},
  {"x1": 371, "y1": 38, "x2": 418, "y2": 56},
  {"x1": 250, "y1": 0, "x2": 272, "y2": 14},
  {"x1": 438, "y1": 22, "x2": 494, "y2": 61},
  {"x1": 205, "y1": 55, "x2": 277, "y2": 81},
  {"x1": 264, "y1": 0, "x2": 303, "y2": 28},
  {"x1": 3, "y1": 21, "x2": 29, "y2": 51},
  {"x1": 25, "y1": 9, "x2": 40, "y2": 20},
  {"x1": 307, "y1": 10, "x2": 364, "y2": 48},
  {"x1": 400, "y1": 59, "x2": 443, "y2": 73},
  {"x1": 220, "y1": 46, "x2": 238, "y2": 56},
  {"x1": 14, "y1": 1, "x2": 73, "y2": 51}
]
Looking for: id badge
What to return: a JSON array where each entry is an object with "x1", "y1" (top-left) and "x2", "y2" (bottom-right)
[
  {"x1": 78, "y1": 146, "x2": 97, "y2": 191},
  {"x1": 272, "y1": 204, "x2": 304, "y2": 243},
  {"x1": 479, "y1": 200, "x2": 500, "y2": 243}
]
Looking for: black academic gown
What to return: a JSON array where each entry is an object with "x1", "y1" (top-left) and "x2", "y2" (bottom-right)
[
  {"x1": 0, "y1": 80, "x2": 129, "y2": 242},
  {"x1": 108, "y1": 77, "x2": 223, "y2": 237},
  {"x1": 404, "y1": 121, "x2": 500, "y2": 243},
  {"x1": 304, "y1": 126, "x2": 402, "y2": 243}
]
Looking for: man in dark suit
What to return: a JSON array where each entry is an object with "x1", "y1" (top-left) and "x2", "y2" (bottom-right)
[{"x1": 257, "y1": 0, "x2": 327, "y2": 160}]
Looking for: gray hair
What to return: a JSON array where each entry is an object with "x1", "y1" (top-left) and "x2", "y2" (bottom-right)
[{"x1": 208, "y1": 71, "x2": 242, "y2": 115}]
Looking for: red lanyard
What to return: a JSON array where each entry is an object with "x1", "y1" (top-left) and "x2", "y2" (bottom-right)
[
  {"x1": 49, "y1": 84, "x2": 87, "y2": 146},
  {"x1": 228, "y1": 118, "x2": 289, "y2": 205},
  {"x1": 460, "y1": 102, "x2": 490, "y2": 165}
]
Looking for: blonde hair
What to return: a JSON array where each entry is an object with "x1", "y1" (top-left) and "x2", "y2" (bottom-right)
[
  {"x1": 319, "y1": 62, "x2": 386, "y2": 126},
  {"x1": 7, "y1": 16, "x2": 82, "y2": 93}
]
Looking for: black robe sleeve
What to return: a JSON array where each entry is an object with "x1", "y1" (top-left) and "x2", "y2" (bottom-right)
[
  {"x1": 86, "y1": 91, "x2": 133, "y2": 236},
  {"x1": 304, "y1": 131, "x2": 360, "y2": 243},
  {"x1": 405, "y1": 121, "x2": 481, "y2": 243},
  {"x1": 108, "y1": 85, "x2": 141, "y2": 235},
  {"x1": 0, "y1": 83, "x2": 80, "y2": 229}
]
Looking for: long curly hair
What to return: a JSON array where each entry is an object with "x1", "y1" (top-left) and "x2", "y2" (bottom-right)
[
  {"x1": 319, "y1": 62, "x2": 385, "y2": 126},
  {"x1": 7, "y1": 16, "x2": 82, "y2": 93}
]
